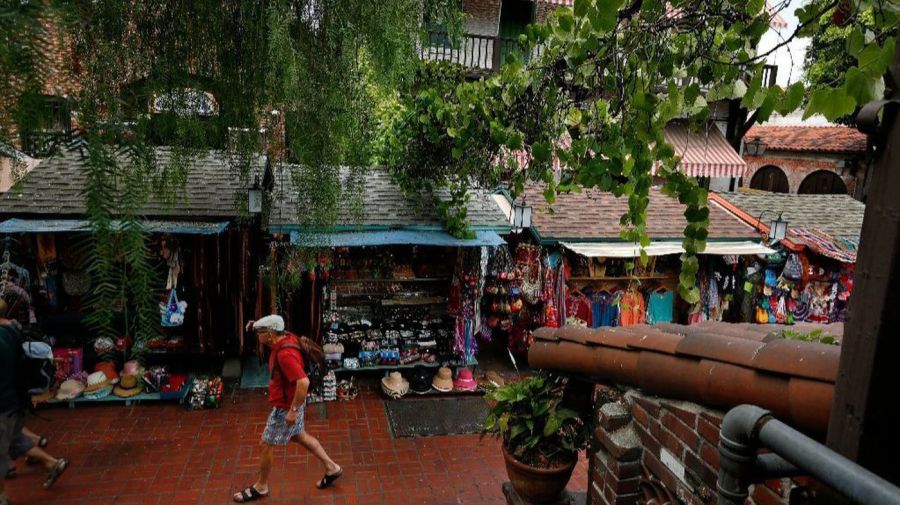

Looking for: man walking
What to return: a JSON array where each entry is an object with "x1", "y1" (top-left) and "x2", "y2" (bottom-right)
[{"x1": 233, "y1": 315, "x2": 342, "y2": 503}]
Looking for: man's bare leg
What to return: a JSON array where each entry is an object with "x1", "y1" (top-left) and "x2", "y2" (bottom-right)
[
  {"x1": 232, "y1": 442, "x2": 273, "y2": 502},
  {"x1": 294, "y1": 431, "x2": 340, "y2": 474}
]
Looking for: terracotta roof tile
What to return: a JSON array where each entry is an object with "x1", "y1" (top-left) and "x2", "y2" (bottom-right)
[
  {"x1": 746, "y1": 125, "x2": 868, "y2": 154},
  {"x1": 528, "y1": 322, "x2": 842, "y2": 433},
  {"x1": 525, "y1": 186, "x2": 757, "y2": 242}
]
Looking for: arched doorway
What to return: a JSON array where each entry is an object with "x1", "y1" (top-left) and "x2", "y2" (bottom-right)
[
  {"x1": 749, "y1": 165, "x2": 789, "y2": 193},
  {"x1": 799, "y1": 170, "x2": 848, "y2": 195}
]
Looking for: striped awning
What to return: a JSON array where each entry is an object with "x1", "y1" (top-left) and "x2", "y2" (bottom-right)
[
  {"x1": 499, "y1": 124, "x2": 746, "y2": 179},
  {"x1": 656, "y1": 124, "x2": 747, "y2": 178}
]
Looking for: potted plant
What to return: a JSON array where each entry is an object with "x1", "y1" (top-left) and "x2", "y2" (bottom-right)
[{"x1": 483, "y1": 373, "x2": 587, "y2": 503}]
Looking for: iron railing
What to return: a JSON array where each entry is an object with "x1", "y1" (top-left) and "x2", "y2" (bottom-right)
[{"x1": 717, "y1": 405, "x2": 900, "y2": 505}]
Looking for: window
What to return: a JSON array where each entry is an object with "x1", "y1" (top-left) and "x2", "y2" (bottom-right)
[
  {"x1": 798, "y1": 170, "x2": 848, "y2": 195},
  {"x1": 22, "y1": 96, "x2": 71, "y2": 157},
  {"x1": 749, "y1": 165, "x2": 789, "y2": 193}
]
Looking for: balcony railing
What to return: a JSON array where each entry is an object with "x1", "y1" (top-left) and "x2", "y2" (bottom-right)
[
  {"x1": 761, "y1": 64, "x2": 778, "y2": 88},
  {"x1": 420, "y1": 30, "x2": 526, "y2": 74}
]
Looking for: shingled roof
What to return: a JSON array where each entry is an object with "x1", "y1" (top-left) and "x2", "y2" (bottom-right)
[
  {"x1": 524, "y1": 185, "x2": 758, "y2": 243},
  {"x1": 746, "y1": 125, "x2": 868, "y2": 154},
  {"x1": 268, "y1": 165, "x2": 510, "y2": 231},
  {"x1": 713, "y1": 192, "x2": 865, "y2": 240},
  {"x1": 529, "y1": 322, "x2": 842, "y2": 433},
  {"x1": 0, "y1": 147, "x2": 263, "y2": 219}
]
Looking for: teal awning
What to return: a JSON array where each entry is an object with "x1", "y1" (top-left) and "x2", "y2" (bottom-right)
[
  {"x1": 0, "y1": 218, "x2": 229, "y2": 235},
  {"x1": 290, "y1": 229, "x2": 505, "y2": 247}
]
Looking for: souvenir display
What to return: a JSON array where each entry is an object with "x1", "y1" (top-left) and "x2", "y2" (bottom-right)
[{"x1": 187, "y1": 377, "x2": 223, "y2": 410}]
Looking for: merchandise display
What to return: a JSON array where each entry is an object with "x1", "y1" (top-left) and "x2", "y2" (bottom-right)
[
  {"x1": 381, "y1": 371, "x2": 410, "y2": 399},
  {"x1": 431, "y1": 367, "x2": 454, "y2": 393}
]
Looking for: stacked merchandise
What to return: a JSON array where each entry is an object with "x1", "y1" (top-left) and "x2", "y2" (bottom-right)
[
  {"x1": 309, "y1": 371, "x2": 338, "y2": 403},
  {"x1": 186, "y1": 377, "x2": 223, "y2": 410},
  {"x1": 323, "y1": 313, "x2": 455, "y2": 371},
  {"x1": 480, "y1": 244, "x2": 543, "y2": 357}
]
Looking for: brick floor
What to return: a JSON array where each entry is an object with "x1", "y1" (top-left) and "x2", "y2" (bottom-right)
[{"x1": 5, "y1": 385, "x2": 588, "y2": 505}]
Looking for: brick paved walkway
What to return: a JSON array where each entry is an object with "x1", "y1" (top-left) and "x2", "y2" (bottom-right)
[{"x1": 5, "y1": 385, "x2": 588, "y2": 505}]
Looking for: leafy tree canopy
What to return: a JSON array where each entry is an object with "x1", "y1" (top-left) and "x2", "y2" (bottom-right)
[{"x1": 380, "y1": 0, "x2": 898, "y2": 302}]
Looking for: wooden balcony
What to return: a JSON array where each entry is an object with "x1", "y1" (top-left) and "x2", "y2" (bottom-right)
[{"x1": 420, "y1": 30, "x2": 526, "y2": 75}]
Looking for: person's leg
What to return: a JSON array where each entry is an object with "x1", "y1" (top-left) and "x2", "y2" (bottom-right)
[
  {"x1": 295, "y1": 431, "x2": 340, "y2": 474},
  {"x1": 0, "y1": 411, "x2": 21, "y2": 503},
  {"x1": 20, "y1": 427, "x2": 37, "y2": 444},
  {"x1": 22, "y1": 447, "x2": 56, "y2": 470},
  {"x1": 255, "y1": 443, "x2": 273, "y2": 493}
]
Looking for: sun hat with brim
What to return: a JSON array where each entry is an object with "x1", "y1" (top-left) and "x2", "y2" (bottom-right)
[
  {"x1": 121, "y1": 360, "x2": 142, "y2": 377},
  {"x1": 84, "y1": 371, "x2": 112, "y2": 393},
  {"x1": 381, "y1": 372, "x2": 409, "y2": 399},
  {"x1": 113, "y1": 374, "x2": 143, "y2": 398},
  {"x1": 431, "y1": 367, "x2": 453, "y2": 393},
  {"x1": 453, "y1": 368, "x2": 478, "y2": 392},
  {"x1": 83, "y1": 385, "x2": 113, "y2": 400},
  {"x1": 55, "y1": 379, "x2": 85, "y2": 401},
  {"x1": 409, "y1": 367, "x2": 433, "y2": 394}
]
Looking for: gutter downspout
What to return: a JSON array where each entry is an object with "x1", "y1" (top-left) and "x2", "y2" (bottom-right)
[{"x1": 718, "y1": 405, "x2": 900, "y2": 505}]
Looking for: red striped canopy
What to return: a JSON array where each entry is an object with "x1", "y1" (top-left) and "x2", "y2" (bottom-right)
[{"x1": 656, "y1": 123, "x2": 747, "y2": 178}]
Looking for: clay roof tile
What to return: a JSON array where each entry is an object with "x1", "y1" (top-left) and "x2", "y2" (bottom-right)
[{"x1": 751, "y1": 339, "x2": 840, "y2": 382}]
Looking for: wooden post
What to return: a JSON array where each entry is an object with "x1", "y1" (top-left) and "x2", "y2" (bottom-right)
[
  {"x1": 826, "y1": 46, "x2": 900, "y2": 484},
  {"x1": 492, "y1": 36, "x2": 503, "y2": 71}
]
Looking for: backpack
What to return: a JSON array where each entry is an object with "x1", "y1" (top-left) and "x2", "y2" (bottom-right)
[
  {"x1": 11, "y1": 325, "x2": 54, "y2": 406},
  {"x1": 271, "y1": 336, "x2": 325, "y2": 401}
]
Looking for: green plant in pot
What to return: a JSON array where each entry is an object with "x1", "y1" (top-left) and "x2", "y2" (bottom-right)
[{"x1": 483, "y1": 373, "x2": 587, "y2": 503}]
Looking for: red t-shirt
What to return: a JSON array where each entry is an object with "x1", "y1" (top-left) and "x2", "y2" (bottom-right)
[{"x1": 268, "y1": 333, "x2": 307, "y2": 409}]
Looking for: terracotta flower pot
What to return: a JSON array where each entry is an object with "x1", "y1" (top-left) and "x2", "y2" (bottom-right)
[{"x1": 502, "y1": 446, "x2": 576, "y2": 504}]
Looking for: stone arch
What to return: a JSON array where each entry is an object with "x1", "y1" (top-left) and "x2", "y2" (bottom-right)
[
  {"x1": 749, "y1": 165, "x2": 789, "y2": 193},
  {"x1": 798, "y1": 170, "x2": 848, "y2": 195}
]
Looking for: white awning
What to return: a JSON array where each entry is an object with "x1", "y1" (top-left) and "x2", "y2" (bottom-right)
[
  {"x1": 562, "y1": 240, "x2": 774, "y2": 258},
  {"x1": 561, "y1": 242, "x2": 685, "y2": 258},
  {"x1": 698, "y1": 241, "x2": 775, "y2": 255}
]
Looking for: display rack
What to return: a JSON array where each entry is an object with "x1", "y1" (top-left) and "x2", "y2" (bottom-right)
[
  {"x1": 331, "y1": 358, "x2": 477, "y2": 374},
  {"x1": 47, "y1": 376, "x2": 194, "y2": 408}
]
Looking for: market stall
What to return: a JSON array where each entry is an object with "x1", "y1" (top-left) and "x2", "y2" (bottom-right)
[
  {"x1": 712, "y1": 192, "x2": 863, "y2": 326},
  {"x1": 266, "y1": 168, "x2": 511, "y2": 400},
  {"x1": 0, "y1": 148, "x2": 263, "y2": 407},
  {"x1": 517, "y1": 186, "x2": 773, "y2": 330}
]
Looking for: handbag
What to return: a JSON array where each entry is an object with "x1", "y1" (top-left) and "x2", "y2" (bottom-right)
[
  {"x1": 782, "y1": 254, "x2": 803, "y2": 281},
  {"x1": 160, "y1": 289, "x2": 186, "y2": 327}
]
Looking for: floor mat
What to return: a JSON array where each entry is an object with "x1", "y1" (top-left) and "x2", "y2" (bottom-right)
[
  {"x1": 240, "y1": 355, "x2": 269, "y2": 389},
  {"x1": 384, "y1": 397, "x2": 490, "y2": 438}
]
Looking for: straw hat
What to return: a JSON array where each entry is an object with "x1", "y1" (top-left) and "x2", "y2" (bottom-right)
[
  {"x1": 83, "y1": 371, "x2": 113, "y2": 399},
  {"x1": 431, "y1": 367, "x2": 453, "y2": 393},
  {"x1": 381, "y1": 372, "x2": 409, "y2": 399},
  {"x1": 55, "y1": 379, "x2": 85, "y2": 401},
  {"x1": 453, "y1": 368, "x2": 478, "y2": 392},
  {"x1": 113, "y1": 374, "x2": 143, "y2": 398},
  {"x1": 409, "y1": 366, "x2": 433, "y2": 394}
]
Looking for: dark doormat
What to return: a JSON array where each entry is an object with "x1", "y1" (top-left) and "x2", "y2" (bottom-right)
[{"x1": 384, "y1": 397, "x2": 490, "y2": 438}]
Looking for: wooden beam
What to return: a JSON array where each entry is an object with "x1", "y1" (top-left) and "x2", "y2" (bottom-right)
[{"x1": 826, "y1": 46, "x2": 900, "y2": 484}]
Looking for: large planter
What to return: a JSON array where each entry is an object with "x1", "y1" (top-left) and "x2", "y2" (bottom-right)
[{"x1": 502, "y1": 445, "x2": 577, "y2": 504}]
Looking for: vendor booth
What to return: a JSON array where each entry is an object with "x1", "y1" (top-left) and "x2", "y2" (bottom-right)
[
  {"x1": 263, "y1": 167, "x2": 512, "y2": 401},
  {"x1": 0, "y1": 147, "x2": 263, "y2": 407}
]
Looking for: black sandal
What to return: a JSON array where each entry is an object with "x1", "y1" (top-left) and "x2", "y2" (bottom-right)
[
  {"x1": 233, "y1": 486, "x2": 269, "y2": 503},
  {"x1": 43, "y1": 459, "x2": 68, "y2": 489},
  {"x1": 38, "y1": 437, "x2": 48, "y2": 449},
  {"x1": 316, "y1": 468, "x2": 343, "y2": 489}
]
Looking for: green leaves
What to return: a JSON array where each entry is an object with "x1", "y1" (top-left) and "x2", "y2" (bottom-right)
[
  {"x1": 588, "y1": 0, "x2": 625, "y2": 33},
  {"x1": 804, "y1": 87, "x2": 856, "y2": 121},
  {"x1": 844, "y1": 66, "x2": 879, "y2": 105},
  {"x1": 779, "y1": 82, "x2": 805, "y2": 115}
]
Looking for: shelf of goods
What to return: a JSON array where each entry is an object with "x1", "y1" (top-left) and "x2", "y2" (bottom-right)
[
  {"x1": 330, "y1": 359, "x2": 477, "y2": 374},
  {"x1": 47, "y1": 376, "x2": 194, "y2": 408},
  {"x1": 331, "y1": 278, "x2": 449, "y2": 283}
]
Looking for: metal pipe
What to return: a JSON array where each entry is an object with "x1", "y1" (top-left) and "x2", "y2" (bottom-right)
[
  {"x1": 718, "y1": 405, "x2": 900, "y2": 505},
  {"x1": 759, "y1": 418, "x2": 900, "y2": 505}
]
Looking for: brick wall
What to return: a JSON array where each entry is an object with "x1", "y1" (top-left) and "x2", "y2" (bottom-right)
[
  {"x1": 463, "y1": 0, "x2": 502, "y2": 36},
  {"x1": 742, "y1": 151, "x2": 864, "y2": 199},
  {"x1": 588, "y1": 387, "x2": 811, "y2": 505}
]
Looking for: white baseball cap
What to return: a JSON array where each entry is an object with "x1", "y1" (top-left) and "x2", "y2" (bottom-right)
[{"x1": 253, "y1": 314, "x2": 285, "y2": 332}]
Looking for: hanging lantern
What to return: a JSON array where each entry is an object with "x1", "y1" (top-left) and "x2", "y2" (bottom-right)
[
  {"x1": 768, "y1": 213, "x2": 788, "y2": 242},
  {"x1": 512, "y1": 200, "x2": 533, "y2": 234},
  {"x1": 248, "y1": 176, "x2": 263, "y2": 214}
]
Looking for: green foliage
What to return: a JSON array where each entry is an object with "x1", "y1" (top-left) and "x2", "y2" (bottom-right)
[
  {"x1": 804, "y1": 6, "x2": 896, "y2": 125},
  {"x1": 483, "y1": 373, "x2": 588, "y2": 468},
  {"x1": 381, "y1": 0, "x2": 899, "y2": 300},
  {"x1": 782, "y1": 328, "x2": 840, "y2": 346}
]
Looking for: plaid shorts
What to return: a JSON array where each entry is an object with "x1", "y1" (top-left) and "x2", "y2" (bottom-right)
[{"x1": 262, "y1": 406, "x2": 305, "y2": 446}]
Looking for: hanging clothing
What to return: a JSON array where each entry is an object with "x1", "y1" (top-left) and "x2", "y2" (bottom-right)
[
  {"x1": 646, "y1": 290, "x2": 674, "y2": 324},
  {"x1": 618, "y1": 290, "x2": 646, "y2": 326},
  {"x1": 565, "y1": 292, "x2": 593, "y2": 327},
  {"x1": 593, "y1": 291, "x2": 619, "y2": 328},
  {"x1": 3, "y1": 283, "x2": 36, "y2": 325}
]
